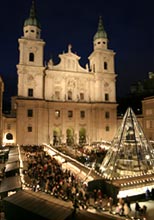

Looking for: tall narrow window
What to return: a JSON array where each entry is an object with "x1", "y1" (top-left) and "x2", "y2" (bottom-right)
[
  {"x1": 29, "y1": 52, "x2": 34, "y2": 62},
  {"x1": 27, "y1": 126, "x2": 32, "y2": 132},
  {"x1": 104, "y1": 62, "x2": 108, "y2": 70},
  {"x1": 27, "y1": 109, "x2": 33, "y2": 117},
  {"x1": 68, "y1": 110, "x2": 73, "y2": 118},
  {"x1": 55, "y1": 110, "x2": 60, "y2": 118},
  {"x1": 68, "y1": 91, "x2": 72, "y2": 100},
  {"x1": 80, "y1": 93, "x2": 84, "y2": 100},
  {"x1": 105, "y1": 93, "x2": 109, "y2": 101},
  {"x1": 105, "y1": 111, "x2": 110, "y2": 119},
  {"x1": 55, "y1": 91, "x2": 60, "y2": 100},
  {"x1": 28, "y1": 88, "x2": 33, "y2": 97},
  {"x1": 106, "y1": 126, "x2": 110, "y2": 131},
  {"x1": 80, "y1": 111, "x2": 85, "y2": 118}
]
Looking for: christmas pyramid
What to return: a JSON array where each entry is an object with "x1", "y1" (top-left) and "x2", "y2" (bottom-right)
[{"x1": 100, "y1": 107, "x2": 154, "y2": 179}]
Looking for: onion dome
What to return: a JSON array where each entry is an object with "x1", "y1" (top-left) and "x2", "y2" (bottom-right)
[
  {"x1": 24, "y1": 0, "x2": 41, "y2": 28},
  {"x1": 93, "y1": 16, "x2": 107, "y2": 40}
]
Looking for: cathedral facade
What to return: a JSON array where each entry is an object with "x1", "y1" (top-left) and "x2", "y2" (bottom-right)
[{"x1": 3, "y1": 1, "x2": 118, "y2": 146}]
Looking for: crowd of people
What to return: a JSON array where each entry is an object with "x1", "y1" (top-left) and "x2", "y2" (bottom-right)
[
  {"x1": 23, "y1": 145, "x2": 92, "y2": 209},
  {"x1": 22, "y1": 145, "x2": 148, "y2": 218},
  {"x1": 22, "y1": 145, "x2": 121, "y2": 213}
]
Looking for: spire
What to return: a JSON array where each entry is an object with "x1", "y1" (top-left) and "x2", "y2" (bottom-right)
[
  {"x1": 24, "y1": 0, "x2": 41, "y2": 28},
  {"x1": 93, "y1": 16, "x2": 107, "y2": 40},
  {"x1": 29, "y1": 0, "x2": 36, "y2": 18}
]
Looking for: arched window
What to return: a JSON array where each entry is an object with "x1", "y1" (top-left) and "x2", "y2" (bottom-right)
[
  {"x1": 29, "y1": 52, "x2": 34, "y2": 62},
  {"x1": 6, "y1": 133, "x2": 13, "y2": 140},
  {"x1": 79, "y1": 128, "x2": 86, "y2": 144},
  {"x1": 66, "y1": 128, "x2": 74, "y2": 146},
  {"x1": 104, "y1": 62, "x2": 108, "y2": 70}
]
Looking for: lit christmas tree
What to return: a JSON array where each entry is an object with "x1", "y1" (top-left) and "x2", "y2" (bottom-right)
[{"x1": 100, "y1": 107, "x2": 154, "y2": 179}]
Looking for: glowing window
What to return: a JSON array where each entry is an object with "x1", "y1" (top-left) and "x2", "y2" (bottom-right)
[{"x1": 55, "y1": 110, "x2": 60, "y2": 118}]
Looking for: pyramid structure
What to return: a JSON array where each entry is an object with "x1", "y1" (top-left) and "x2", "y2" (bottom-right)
[{"x1": 100, "y1": 107, "x2": 154, "y2": 179}]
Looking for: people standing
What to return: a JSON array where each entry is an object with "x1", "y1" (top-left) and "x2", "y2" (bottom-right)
[
  {"x1": 125, "y1": 196, "x2": 131, "y2": 211},
  {"x1": 135, "y1": 201, "x2": 141, "y2": 217}
]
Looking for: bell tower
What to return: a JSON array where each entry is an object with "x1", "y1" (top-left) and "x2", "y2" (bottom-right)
[
  {"x1": 88, "y1": 16, "x2": 116, "y2": 102},
  {"x1": 17, "y1": 0, "x2": 45, "y2": 99}
]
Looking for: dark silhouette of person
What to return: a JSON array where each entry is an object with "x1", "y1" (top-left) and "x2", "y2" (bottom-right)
[{"x1": 135, "y1": 201, "x2": 141, "y2": 217}]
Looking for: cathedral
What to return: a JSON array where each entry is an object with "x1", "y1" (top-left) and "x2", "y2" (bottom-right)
[{"x1": 2, "y1": 1, "x2": 118, "y2": 146}]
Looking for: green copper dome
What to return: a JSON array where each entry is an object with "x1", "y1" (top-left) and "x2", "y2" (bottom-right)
[
  {"x1": 24, "y1": 0, "x2": 41, "y2": 28},
  {"x1": 93, "y1": 16, "x2": 107, "y2": 40}
]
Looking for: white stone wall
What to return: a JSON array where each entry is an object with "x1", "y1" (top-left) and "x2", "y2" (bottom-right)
[
  {"x1": 14, "y1": 17, "x2": 118, "y2": 145},
  {"x1": 15, "y1": 99, "x2": 117, "y2": 145}
]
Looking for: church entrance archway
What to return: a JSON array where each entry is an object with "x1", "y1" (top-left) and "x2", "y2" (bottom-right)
[
  {"x1": 79, "y1": 128, "x2": 86, "y2": 145},
  {"x1": 53, "y1": 128, "x2": 61, "y2": 146},
  {"x1": 66, "y1": 128, "x2": 74, "y2": 146}
]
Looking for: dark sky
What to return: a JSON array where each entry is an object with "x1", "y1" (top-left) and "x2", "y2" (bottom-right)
[{"x1": 0, "y1": 0, "x2": 154, "y2": 104}]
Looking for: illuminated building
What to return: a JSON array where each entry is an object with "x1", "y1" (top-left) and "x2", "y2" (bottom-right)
[
  {"x1": 142, "y1": 96, "x2": 154, "y2": 141},
  {"x1": 3, "y1": 1, "x2": 117, "y2": 145}
]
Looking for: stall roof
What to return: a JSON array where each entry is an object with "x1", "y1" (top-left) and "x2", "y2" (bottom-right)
[
  {"x1": 5, "y1": 161, "x2": 20, "y2": 173},
  {"x1": 3, "y1": 190, "x2": 72, "y2": 220},
  {"x1": 3, "y1": 190, "x2": 114, "y2": 220},
  {"x1": 0, "y1": 176, "x2": 21, "y2": 194},
  {"x1": 9, "y1": 147, "x2": 18, "y2": 152},
  {"x1": 0, "y1": 147, "x2": 10, "y2": 152},
  {"x1": 7, "y1": 154, "x2": 19, "y2": 163}
]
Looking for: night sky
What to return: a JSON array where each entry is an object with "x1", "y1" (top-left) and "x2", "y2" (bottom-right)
[{"x1": 0, "y1": 0, "x2": 154, "y2": 105}]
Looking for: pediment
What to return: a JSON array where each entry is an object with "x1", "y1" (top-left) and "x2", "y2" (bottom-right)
[{"x1": 48, "y1": 45, "x2": 88, "y2": 73}]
